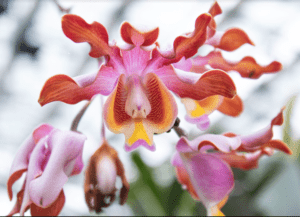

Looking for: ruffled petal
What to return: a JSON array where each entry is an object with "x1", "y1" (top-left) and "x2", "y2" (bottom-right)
[
  {"x1": 206, "y1": 51, "x2": 282, "y2": 79},
  {"x1": 207, "y1": 1, "x2": 222, "y2": 39},
  {"x1": 62, "y1": 14, "x2": 111, "y2": 58},
  {"x1": 182, "y1": 153, "x2": 234, "y2": 208},
  {"x1": 120, "y1": 22, "x2": 159, "y2": 46},
  {"x1": 159, "y1": 13, "x2": 211, "y2": 64},
  {"x1": 155, "y1": 65, "x2": 236, "y2": 100},
  {"x1": 177, "y1": 135, "x2": 241, "y2": 154},
  {"x1": 238, "y1": 108, "x2": 285, "y2": 151},
  {"x1": 29, "y1": 130, "x2": 86, "y2": 208},
  {"x1": 217, "y1": 95, "x2": 243, "y2": 117},
  {"x1": 39, "y1": 65, "x2": 119, "y2": 106},
  {"x1": 30, "y1": 190, "x2": 65, "y2": 216},
  {"x1": 206, "y1": 28, "x2": 254, "y2": 51}
]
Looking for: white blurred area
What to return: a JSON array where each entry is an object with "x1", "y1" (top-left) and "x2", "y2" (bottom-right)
[{"x1": 1, "y1": 0, "x2": 300, "y2": 216}]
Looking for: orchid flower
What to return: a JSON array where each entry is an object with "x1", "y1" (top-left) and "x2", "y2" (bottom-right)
[
  {"x1": 172, "y1": 109, "x2": 292, "y2": 216},
  {"x1": 175, "y1": 2, "x2": 282, "y2": 130},
  {"x1": 7, "y1": 124, "x2": 86, "y2": 216},
  {"x1": 38, "y1": 3, "x2": 243, "y2": 152}
]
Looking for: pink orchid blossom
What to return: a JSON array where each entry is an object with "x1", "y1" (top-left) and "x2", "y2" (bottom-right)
[
  {"x1": 38, "y1": 3, "x2": 242, "y2": 152},
  {"x1": 172, "y1": 109, "x2": 292, "y2": 216},
  {"x1": 84, "y1": 140, "x2": 129, "y2": 213},
  {"x1": 7, "y1": 124, "x2": 86, "y2": 216}
]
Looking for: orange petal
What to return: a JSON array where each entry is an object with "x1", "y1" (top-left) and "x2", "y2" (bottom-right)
[
  {"x1": 262, "y1": 140, "x2": 292, "y2": 155},
  {"x1": 103, "y1": 74, "x2": 131, "y2": 133},
  {"x1": 62, "y1": 14, "x2": 110, "y2": 58},
  {"x1": 207, "y1": 28, "x2": 254, "y2": 51},
  {"x1": 30, "y1": 190, "x2": 65, "y2": 216},
  {"x1": 217, "y1": 95, "x2": 243, "y2": 117},
  {"x1": 120, "y1": 22, "x2": 159, "y2": 47},
  {"x1": 38, "y1": 74, "x2": 94, "y2": 106},
  {"x1": 207, "y1": 1, "x2": 222, "y2": 38},
  {"x1": 173, "y1": 13, "x2": 211, "y2": 61},
  {"x1": 218, "y1": 28, "x2": 254, "y2": 51},
  {"x1": 156, "y1": 66, "x2": 236, "y2": 101},
  {"x1": 207, "y1": 51, "x2": 283, "y2": 79},
  {"x1": 39, "y1": 66, "x2": 119, "y2": 106},
  {"x1": 197, "y1": 95, "x2": 224, "y2": 115}
]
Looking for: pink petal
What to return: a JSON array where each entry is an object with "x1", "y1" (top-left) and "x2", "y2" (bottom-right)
[
  {"x1": 20, "y1": 136, "x2": 49, "y2": 215},
  {"x1": 155, "y1": 65, "x2": 236, "y2": 100},
  {"x1": 29, "y1": 130, "x2": 86, "y2": 208},
  {"x1": 7, "y1": 135, "x2": 36, "y2": 201},
  {"x1": 39, "y1": 65, "x2": 120, "y2": 106},
  {"x1": 185, "y1": 154, "x2": 234, "y2": 207},
  {"x1": 32, "y1": 124, "x2": 54, "y2": 144}
]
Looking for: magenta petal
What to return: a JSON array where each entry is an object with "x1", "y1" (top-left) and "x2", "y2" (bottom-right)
[
  {"x1": 124, "y1": 139, "x2": 156, "y2": 152},
  {"x1": 29, "y1": 130, "x2": 86, "y2": 208},
  {"x1": 188, "y1": 154, "x2": 234, "y2": 206}
]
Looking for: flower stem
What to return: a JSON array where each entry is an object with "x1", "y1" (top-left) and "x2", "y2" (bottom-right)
[
  {"x1": 70, "y1": 100, "x2": 92, "y2": 132},
  {"x1": 173, "y1": 117, "x2": 188, "y2": 138}
]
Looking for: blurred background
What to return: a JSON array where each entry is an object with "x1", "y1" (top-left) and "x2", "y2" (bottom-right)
[{"x1": 0, "y1": 0, "x2": 300, "y2": 215}]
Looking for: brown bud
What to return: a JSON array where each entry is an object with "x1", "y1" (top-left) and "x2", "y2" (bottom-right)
[{"x1": 84, "y1": 141, "x2": 129, "y2": 213}]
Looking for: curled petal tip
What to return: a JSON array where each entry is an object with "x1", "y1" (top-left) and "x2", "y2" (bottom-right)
[{"x1": 120, "y1": 22, "x2": 159, "y2": 47}]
